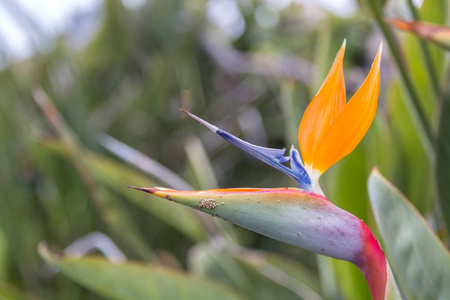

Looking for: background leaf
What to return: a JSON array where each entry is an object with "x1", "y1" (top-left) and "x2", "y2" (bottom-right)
[
  {"x1": 368, "y1": 169, "x2": 450, "y2": 300},
  {"x1": 39, "y1": 243, "x2": 246, "y2": 300},
  {"x1": 0, "y1": 283, "x2": 34, "y2": 300},
  {"x1": 188, "y1": 243, "x2": 321, "y2": 300},
  {"x1": 436, "y1": 88, "x2": 450, "y2": 236}
]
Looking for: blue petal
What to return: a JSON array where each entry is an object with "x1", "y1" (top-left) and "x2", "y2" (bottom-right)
[
  {"x1": 289, "y1": 146, "x2": 310, "y2": 185},
  {"x1": 182, "y1": 110, "x2": 312, "y2": 191}
]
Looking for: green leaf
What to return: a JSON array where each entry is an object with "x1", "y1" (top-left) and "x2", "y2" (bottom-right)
[
  {"x1": 436, "y1": 88, "x2": 450, "y2": 235},
  {"x1": 184, "y1": 136, "x2": 219, "y2": 190},
  {"x1": 368, "y1": 169, "x2": 450, "y2": 300},
  {"x1": 39, "y1": 243, "x2": 246, "y2": 300},
  {"x1": 258, "y1": 251, "x2": 321, "y2": 296},
  {"x1": 0, "y1": 283, "x2": 34, "y2": 300},
  {"x1": 188, "y1": 244, "x2": 319, "y2": 300},
  {"x1": 0, "y1": 226, "x2": 8, "y2": 280},
  {"x1": 385, "y1": 263, "x2": 402, "y2": 300}
]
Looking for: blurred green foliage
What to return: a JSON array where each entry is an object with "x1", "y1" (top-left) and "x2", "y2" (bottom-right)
[{"x1": 0, "y1": 0, "x2": 449, "y2": 299}]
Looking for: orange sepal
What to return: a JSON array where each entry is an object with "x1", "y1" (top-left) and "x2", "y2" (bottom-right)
[
  {"x1": 311, "y1": 43, "x2": 382, "y2": 173},
  {"x1": 298, "y1": 41, "x2": 346, "y2": 169}
]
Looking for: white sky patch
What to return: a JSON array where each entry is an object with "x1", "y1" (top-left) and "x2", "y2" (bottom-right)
[
  {"x1": 0, "y1": 5, "x2": 34, "y2": 61},
  {"x1": 412, "y1": 0, "x2": 424, "y2": 7},
  {"x1": 294, "y1": 0, "x2": 356, "y2": 18},
  {"x1": 122, "y1": 0, "x2": 146, "y2": 10},
  {"x1": 16, "y1": 0, "x2": 102, "y2": 35},
  {"x1": 0, "y1": 0, "x2": 102, "y2": 62},
  {"x1": 207, "y1": 0, "x2": 245, "y2": 39},
  {"x1": 0, "y1": 0, "x2": 358, "y2": 64}
]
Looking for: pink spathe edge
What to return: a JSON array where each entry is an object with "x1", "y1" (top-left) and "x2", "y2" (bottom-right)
[{"x1": 356, "y1": 220, "x2": 387, "y2": 300}]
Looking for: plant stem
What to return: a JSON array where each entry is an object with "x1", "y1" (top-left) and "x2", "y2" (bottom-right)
[
  {"x1": 405, "y1": 0, "x2": 441, "y2": 99},
  {"x1": 365, "y1": 0, "x2": 433, "y2": 153}
]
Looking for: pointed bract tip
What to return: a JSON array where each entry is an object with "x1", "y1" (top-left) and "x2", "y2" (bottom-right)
[
  {"x1": 181, "y1": 109, "x2": 219, "y2": 132},
  {"x1": 126, "y1": 185, "x2": 157, "y2": 194},
  {"x1": 374, "y1": 42, "x2": 383, "y2": 67},
  {"x1": 370, "y1": 166, "x2": 381, "y2": 176},
  {"x1": 336, "y1": 40, "x2": 346, "y2": 58}
]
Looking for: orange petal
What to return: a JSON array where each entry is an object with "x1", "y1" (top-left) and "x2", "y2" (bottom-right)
[
  {"x1": 312, "y1": 43, "x2": 382, "y2": 173},
  {"x1": 298, "y1": 41, "x2": 346, "y2": 168}
]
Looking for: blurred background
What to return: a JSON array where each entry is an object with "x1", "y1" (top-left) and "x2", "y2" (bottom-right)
[{"x1": 0, "y1": 0, "x2": 448, "y2": 299}]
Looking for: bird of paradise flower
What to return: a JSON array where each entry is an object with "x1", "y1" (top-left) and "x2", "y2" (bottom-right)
[{"x1": 130, "y1": 41, "x2": 401, "y2": 300}]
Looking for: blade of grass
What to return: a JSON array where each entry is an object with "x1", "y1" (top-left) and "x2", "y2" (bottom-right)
[
  {"x1": 237, "y1": 249, "x2": 322, "y2": 299},
  {"x1": 184, "y1": 136, "x2": 219, "y2": 190},
  {"x1": 39, "y1": 243, "x2": 246, "y2": 300},
  {"x1": 183, "y1": 136, "x2": 239, "y2": 241},
  {"x1": 279, "y1": 80, "x2": 301, "y2": 146},
  {"x1": 404, "y1": 0, "x2": 440, "y2": 99},
  {"x1": 364, "y1": 0, "x2": 433, "y2": 154},
  {"x1": 316, "y1": 256, "x2": 339, "y2": 300},
  {"x1": 436, "y1": 86, "x2": 450, "y2": 239},
  {"x1": 0, "y1": 282, "x2": 36, "y2": 300},
  {"x1": 188, "y1": 243, "x2": 314, "y2": 300},
  {"x1": 99, "y1": 133, "x2": 192, "y2": 191}
]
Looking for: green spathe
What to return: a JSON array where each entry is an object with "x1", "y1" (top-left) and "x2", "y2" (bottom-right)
[{"x1": 130, "y1": 187, "x2": 364, "y2": 263}]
